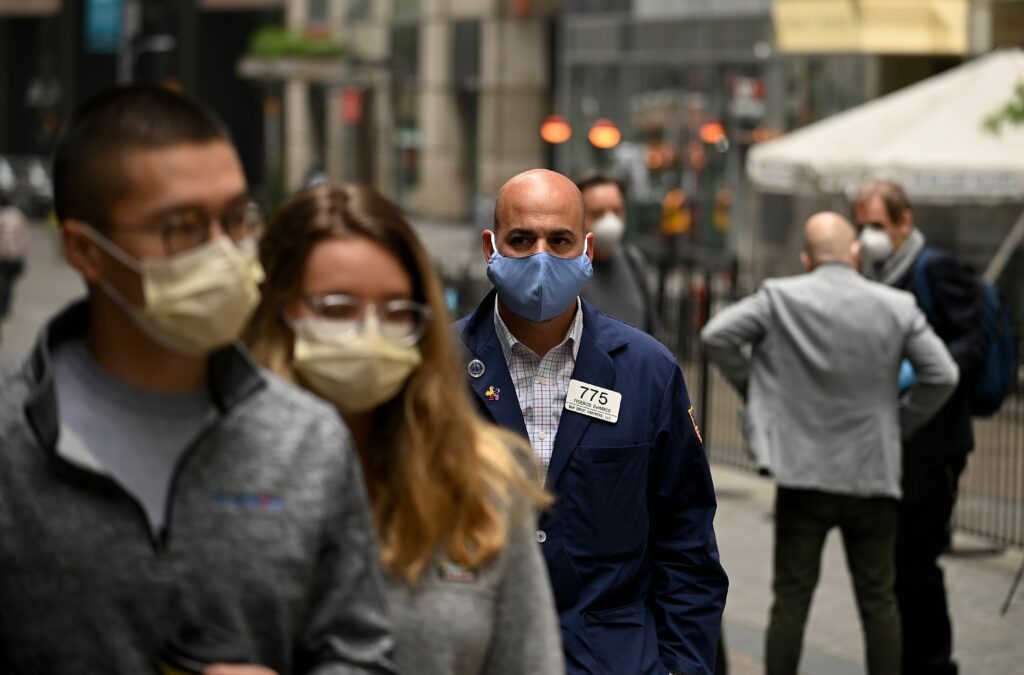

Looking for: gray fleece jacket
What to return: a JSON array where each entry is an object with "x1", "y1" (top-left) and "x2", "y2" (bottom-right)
[{"x1": 0, "y1": 301, "x2": 395, "y2": 674}]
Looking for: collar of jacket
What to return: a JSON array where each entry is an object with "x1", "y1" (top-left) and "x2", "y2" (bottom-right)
[
  {"x1": 21, "y1": 298, "x2": 266, "y2": 457},
  {"x1": 812, "y1": 260, "x2": 859, "y2": 276},
  {"x1": 879, "y1": 226, "x2": 926, "y2": 286},
  {"x1": 458, "y1": 288, "x2": 630, "y2": 488}
]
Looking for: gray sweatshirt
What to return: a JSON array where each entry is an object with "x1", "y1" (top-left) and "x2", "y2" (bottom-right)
[
  {"x1": 0, "y1": 301, "x2": 395, "y2": 674},
  {"x1": 384, "y1": 503, "x2": 564, "y2": 675}
]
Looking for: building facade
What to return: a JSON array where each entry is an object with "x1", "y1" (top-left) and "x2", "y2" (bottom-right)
[
  {"x1": 0, "y1": 0, "x2": 282, "y2": 200},
  {"x1": 242, "y1": 0, "x2": 559, "y2": 222},
  {"x1": 555, "y1": 0, "x2": 1024, "y2": 290}
]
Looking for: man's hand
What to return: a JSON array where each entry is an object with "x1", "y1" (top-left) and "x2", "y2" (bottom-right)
[{"x1": 204, "y1": 665, "x2": 278, "y2": 675}]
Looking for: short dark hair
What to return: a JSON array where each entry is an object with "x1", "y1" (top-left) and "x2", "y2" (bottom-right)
[
  {"x1": 853, "y1": 180, "x2": 911, "y2": 224},
  {"x1": 52, "y1": 84, "x2": 230, "y2": 227},
  {"x1": 576, "y1": 171, "x2": 626, "y2": 199}
]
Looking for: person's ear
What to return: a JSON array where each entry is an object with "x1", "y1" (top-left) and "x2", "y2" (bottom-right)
[
  {"x1": 585, "y1": 231, "x2": 595, "y2": 261},
  {"x1": 482, "y1": 229, "x2": 496, "y2": 262},
  {"x1": 851, "y1": 239, "x2": 863, "y2": 269},
  {"x1": 899, "y1": 208, "x2": 914, "y2": 235},
  {"x1": 62, "y1": 219, "x2": 106, "y2": 284},
  {"x1": 800, "y1": 251, "x2": 812, "y2": 272}
]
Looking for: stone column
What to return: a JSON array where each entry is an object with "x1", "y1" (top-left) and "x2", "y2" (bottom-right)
[
  {"x1": 969, "y1": 0, "x2": 993, "y2": 54},
  {"x1": 477, "y1": 15, "x2": 548, "y2": 201},
  {"x1": 284, "y1": 0, "x2": 311, "y2": 192},
  {"x1": 407, "y1": 0, "x2": 470, "y2": 221},
  {"x1": 347, "y1": 1, "x2": 395, "y2": 196}
]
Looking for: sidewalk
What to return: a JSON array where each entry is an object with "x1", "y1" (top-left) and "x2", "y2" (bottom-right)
[
  {"x1": 0, "y1": 222, "x2": 82, "y2": 363},
  {"x1": 711, "y1": 464, "x2": 1024, "y2": 674}
]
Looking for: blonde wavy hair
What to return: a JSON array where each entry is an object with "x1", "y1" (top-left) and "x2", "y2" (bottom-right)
[{"x1": 245, "y1": 184, "x2": 549, "y2": 583}]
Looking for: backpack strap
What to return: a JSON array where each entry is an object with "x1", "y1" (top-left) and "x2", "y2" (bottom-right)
[{"x1": 912, "y1": 247, "x2": 937, "y2": 319}]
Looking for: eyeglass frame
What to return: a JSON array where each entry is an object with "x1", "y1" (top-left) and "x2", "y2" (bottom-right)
[
  {"x1": 854, "y1": 221, "x2": 886, "y2": 234},
  {"x1": 96, "y1": 199, "x2": 264, "y2": 256},
  {"x1": 294, "y1": 293, "x2": 434, "y2": 347}
]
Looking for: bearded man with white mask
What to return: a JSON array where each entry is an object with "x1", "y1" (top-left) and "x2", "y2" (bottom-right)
[
  {"x1": 576, "y1": 173, "x2": 660, "y2": 335},
  {"x1": 853, "y1": 180, "x2": 989, "y2": 675},
  {"x1": 0, "y1": 85, "x2": 395, "y2": 675}
]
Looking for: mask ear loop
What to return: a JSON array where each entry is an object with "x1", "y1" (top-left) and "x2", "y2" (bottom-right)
[
  {"x1": 489, "y1": 231, "x2": 500, "y2": 259},
  {"x1": 76, "y1": 224, "x2": 155, "y2": 324},
  {"x1": 280, "y1": 308, "x2": 298, "y2": 333},
  {"x1": 77, "y1": 223, "x2": 144, "y2": 273}
]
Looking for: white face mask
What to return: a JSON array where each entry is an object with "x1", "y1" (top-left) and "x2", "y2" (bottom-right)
[
  {"x1": 591, "y1": 213, "x2": 625, "y2": 254},
  {"x1": 81, "y1": 226, "x2": 264, "y2": 356},
  {"x1": 859, "y1": 227, "x2": 894, "y2": 263},
  {"x1": 291, "y1": 318, "x2": 423, "y2": 415}
]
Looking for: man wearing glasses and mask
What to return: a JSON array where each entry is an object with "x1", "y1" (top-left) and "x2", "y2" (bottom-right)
[
  {"x1": 0, "y1": 85, "x2": 395, "y2": 675},
  {"x1": 853, "y1": 180, "x2": 988, "y2": 675}
]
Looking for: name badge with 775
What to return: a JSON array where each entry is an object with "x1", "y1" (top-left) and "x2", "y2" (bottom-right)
[{"x1": 565, "y1": 379, "x2": 621, "y2": 423}]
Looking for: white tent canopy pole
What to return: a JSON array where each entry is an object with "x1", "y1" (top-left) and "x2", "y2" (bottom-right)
[{"x1": 983, "y1": 210, "x2": 1024, "y2": 284}]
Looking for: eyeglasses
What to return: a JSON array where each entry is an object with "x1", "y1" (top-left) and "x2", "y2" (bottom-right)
[
  {"x1": 105, "y1": 200, "x2": 263, "y2": 256},
  {"x1": 855, "y1": 221, "x2": 884, "y2": 234},
  {"x1": 301, "y1": 294, "x2": 433, "y2": 346}
]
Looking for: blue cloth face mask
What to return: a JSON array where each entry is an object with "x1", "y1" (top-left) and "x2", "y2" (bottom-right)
[{"x1": 486, "y1": 231, "x2": 593, "y2": 322}]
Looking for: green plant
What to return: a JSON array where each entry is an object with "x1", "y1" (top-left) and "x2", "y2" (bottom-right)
[
  {"x1": 983, "y1": 82, "x2": 1024, "y2": 135},
  {"x1": 248, "y1": 25, "x2": 344, "y2": 59}
]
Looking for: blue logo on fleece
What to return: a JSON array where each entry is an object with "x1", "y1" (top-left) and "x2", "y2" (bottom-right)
[{"x1": 214, "y1": 492, "x2": 284, "y2": 511}]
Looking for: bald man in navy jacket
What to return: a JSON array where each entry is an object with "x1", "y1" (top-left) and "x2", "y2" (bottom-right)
[{"x1": 458, "y1": 169, "x2": 727, "y2": 675}]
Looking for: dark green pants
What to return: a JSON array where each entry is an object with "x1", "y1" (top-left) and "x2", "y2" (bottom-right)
[{"x1": 765, "y1": 487, "x2": 900, "y2": 675}]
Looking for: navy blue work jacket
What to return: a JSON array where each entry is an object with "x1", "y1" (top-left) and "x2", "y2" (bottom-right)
[{"x1": 457, "y1": 291, "x2": 728, "y2": 675}]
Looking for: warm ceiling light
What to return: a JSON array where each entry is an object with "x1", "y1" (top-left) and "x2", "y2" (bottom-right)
[
  {"x1": 700, "y1": 121, "x2": 726, "y2": 145},
  {"x1": 645, "y1": 147, "x2": 664, "y2": 170},
  {"x1": 588, "y1": 118, "x2": 621, "y2": 149},
  {"x1": 540, "y1": 115, "x2": 572, "y2": 144}
]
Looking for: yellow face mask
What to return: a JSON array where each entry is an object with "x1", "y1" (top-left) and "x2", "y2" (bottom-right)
[
  {"x1": 290, "y1": 318, "x2": 423, "y2": 415},
  {"x1": 82, "y1": 225, "x2": 264, "y2": 356}
]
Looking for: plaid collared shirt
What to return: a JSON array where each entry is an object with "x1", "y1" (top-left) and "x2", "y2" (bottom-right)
[{"x1": 494, "y1": 297, "x2": 584, "y2": 484}]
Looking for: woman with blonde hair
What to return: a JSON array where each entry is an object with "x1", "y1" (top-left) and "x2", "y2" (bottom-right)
[{"x1": 245, "y1": 184, "x2": 563, "y2": 674}]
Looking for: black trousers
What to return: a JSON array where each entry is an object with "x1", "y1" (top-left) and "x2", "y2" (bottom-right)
[
  {"x1": 895, "y1": 453, "x2": 967, "y2": 675},
  {"x1": 766, "y1": 488, "x2": 900, "y2": 675}
]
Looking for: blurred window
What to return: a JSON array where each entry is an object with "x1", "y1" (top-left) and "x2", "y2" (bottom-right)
[
  {"x1": 567, "y1": 0, "x2": 632, "y2": 13},
  {"x1": 391, "y1": 22, "x2": 420, "y2": 205},
  {"x1": 347, "y1": 0, "x2": 371, "y2": 20},
  {"x1": 394, "y1": 0, "x2": 420, "y2": 22},
  {"x1": 308, "y1": 0, "x2": 328, "y2": 25}
]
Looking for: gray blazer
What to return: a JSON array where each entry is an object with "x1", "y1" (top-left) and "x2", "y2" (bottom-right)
[{"x1": 701, "y1": 263, "x2": 958, "y2": 499}]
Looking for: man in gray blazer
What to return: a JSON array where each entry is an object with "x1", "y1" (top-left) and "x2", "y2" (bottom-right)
[{"x1": 701, "y1": 212, "x2": 958, "y2": 675}]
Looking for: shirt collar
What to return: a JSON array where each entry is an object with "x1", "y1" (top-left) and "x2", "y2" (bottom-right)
[{"x1": 493, "y1": 296, "x2": 584, "y2": 361}]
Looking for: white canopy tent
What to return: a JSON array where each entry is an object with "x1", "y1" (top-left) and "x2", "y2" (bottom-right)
[{"x1": 747, "y1": 48, "x2": 1024, "y2": 282}]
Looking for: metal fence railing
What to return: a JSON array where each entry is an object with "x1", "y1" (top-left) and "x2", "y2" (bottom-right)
[{"x1": 954, "y1": 332, "x2": 1024, "y2": 549}]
